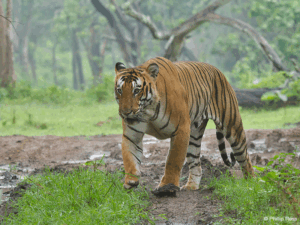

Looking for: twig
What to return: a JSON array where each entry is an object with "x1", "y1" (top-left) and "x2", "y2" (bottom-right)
[{"x1": 0, "y1": 15, "x2": 21, "y2": 37}]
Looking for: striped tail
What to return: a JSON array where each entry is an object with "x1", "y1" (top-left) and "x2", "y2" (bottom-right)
[{"x1": 216, "y1": 131, "x2": 236, "y2": 167}]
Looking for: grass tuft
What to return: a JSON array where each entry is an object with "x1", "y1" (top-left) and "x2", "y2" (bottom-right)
[
  {"x1": 208, "y1": 150, "x2": 300, "y2": 224},
  {"x1": 2, "y1": 166, "x2": 153, "y2": 224}
]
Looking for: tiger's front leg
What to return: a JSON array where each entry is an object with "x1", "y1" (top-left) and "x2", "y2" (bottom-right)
[
  {"x1": 152, "y1": 117, "x2": 190, "y2": 196},
  {"x1": 121, "y1": 122, "x2": 144, "y2": 189}
]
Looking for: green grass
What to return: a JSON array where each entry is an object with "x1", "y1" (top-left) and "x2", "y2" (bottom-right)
[
  {"x1": 2, "y1": 166, "x2": 152, "y2": 224},
  {"x1": 208, "y1": 171, "x2": 299, "y2": 224},
  {"x1": 1, "y1": 101, "x2": 299, "y2": 136},
  {"x1": 0, "y1": 101, "x2": 122, "y2": 136},
  {"x1": 206, "y1": 105, "x2": 300, "y2": 130}
]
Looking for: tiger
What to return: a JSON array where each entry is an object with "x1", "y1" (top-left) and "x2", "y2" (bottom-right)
[{"x1": 114, "y1": 56, "x2": 254, "y2": 196}]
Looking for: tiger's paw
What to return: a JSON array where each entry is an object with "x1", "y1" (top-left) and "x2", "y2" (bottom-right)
[
  {"x1": 123, "y1": 180, "x2": 139, "y2": 189},
  {"x1": 180, "y1": 182, "x2": 199, "y2": 191},
  {"x1": 151, "y1": 183, "x2": 180, "y2": 197}
]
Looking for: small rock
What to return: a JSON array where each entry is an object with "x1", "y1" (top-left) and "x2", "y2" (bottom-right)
[
  {"x1": 266, "y1": 130, "x2": 283, "y2": 148},
  {"x1": 248, "y1": 141, "x2": 255, "y2": 149}
]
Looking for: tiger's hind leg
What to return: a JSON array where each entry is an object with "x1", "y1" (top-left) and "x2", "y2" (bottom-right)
[{"x1": 181, "y1": 119, "x2": 208, "y2": 190}]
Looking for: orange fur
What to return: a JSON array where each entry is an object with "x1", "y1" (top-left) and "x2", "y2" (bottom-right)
[{"x1": 114, "y1": 57, "x2": 254, "y2": 191}]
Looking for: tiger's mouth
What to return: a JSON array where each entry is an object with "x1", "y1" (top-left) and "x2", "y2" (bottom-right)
[{"x1": 125, "y1": 117, "x2": 139, "y2": 124}]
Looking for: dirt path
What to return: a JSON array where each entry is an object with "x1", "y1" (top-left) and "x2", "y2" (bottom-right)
[{"x1": 1, "y1": 127, "x2": 300, "y2": 224}]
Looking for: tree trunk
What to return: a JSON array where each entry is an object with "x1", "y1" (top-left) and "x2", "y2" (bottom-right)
[
  {"x1": 6, "y1": 0, "x2": 16, "y2": 86},
  {"x1": 72, "y1": 46, "x2": 79, "y2": 90},
  {"x1": 28, "y1": 43, "x2": 37, "y2": 84},
  {"x1": 52, "y1": 39, "x2": 58, "y2": 85},
  {"x1": 91, "y1": 0, "x2": 134, "y2": 67},
  {"x1": 99, "y1": 39, "x2": 107, "y2": 74},
  {"x1": 0, "y1": 0, "x2": 7, "y2": 87},
  {"x1": 0, "y1": 0, "x2": 16, "y2": 87},
  {"x1": 18, "y1": 1, "x2": 33, "y2": 77},
  {"x1": 82, "y1": 23, "x2": 102, "y2": 85},
  {"x1": 71, "y1": 29, "x2": 85, "y2": 90}
]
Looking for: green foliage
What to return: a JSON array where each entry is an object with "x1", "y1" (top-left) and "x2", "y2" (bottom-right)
[
  {"x1": 0, "y1": 75, "x2": 115, "y2": 104},
  {"x1": 209, "y1": 150, "x2": 300, "y2": 223},
  {"x1": 249, "y1": 0, "x2": 300, "y2": 64},
  {"x1": 282, "y1": 79, "x2": 300, "y2": 100},
  {"x1": 85, "y1": 75, "x2": 115, "y2": 102},
  {"x1": 3, "y1": 165, "x2": 153, "y2": 224},
  {"x1": 254, "y1": 149, "x2": 300, "y2": 217},
  {"x1": 250, "y1": 71, "x2": 287, "y2": 89}
]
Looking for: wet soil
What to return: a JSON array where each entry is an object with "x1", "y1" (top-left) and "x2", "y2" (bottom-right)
[{"x1": 1, "y1": 127, "x2": 300, "y2": 224}]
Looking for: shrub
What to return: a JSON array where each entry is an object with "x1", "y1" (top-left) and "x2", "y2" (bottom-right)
[{"x1": 85, "y1": 75, "x2": 115, "y2": 102}]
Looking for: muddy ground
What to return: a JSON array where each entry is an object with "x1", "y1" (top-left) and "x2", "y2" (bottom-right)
[{"x1": 1, "y1": 127, "x2": 300, "y2": 224}]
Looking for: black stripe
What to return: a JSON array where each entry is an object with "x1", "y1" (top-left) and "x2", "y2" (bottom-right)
[
  {"x1": 190, "y1": 134, "x2": 203, "y2": 141},
  {"x1": 186, "y1": 153, "x2": 200, "y2": 158},
  {"x1": 190, "y1": 162, "x2": 201, "y2": 170},
  {"x1": 226, "y1": 130, "x2": 231, "y2": 139},
  {"x1": 127, "y1": 125, "x2": 143, "y2": 134},
  {"x1": 186, "y1": 62, "x2": 201, "y2": 121},
  {"x1": 189, "y1": 141, "x2": 201, "y2": 148},
  {"x1": 231, "y1": 141, "x2": 239, "y2": 148},
  {"x1": 160, "y1": 110, "x2": 172, "y2": 130},
  {"x1": 171, "y1": 116, "x2": 181, "y2": 137},
  {"x1": 237, "y1": 158, "x2": 246, "y2": 164},
  {"x1": 216, "y1": 132, "x2": 223, "y2": 140},
  {"x1": 123, "y1": 135, "x2": 143, "y2": 153},
  {"x1": 221, "y1": 153, "x2": 230, "y2": 166},
  {"x1": 233, "y1": 146, "x2": 246, "y2": 157},
  {"x1": 131, "y1": 152, "x2": 141, "y2": 164},
  {"x1": 150, "y1": 102, "x2": 160, "y2": 121},
  {"x1": 218, "y1": 142, "x2": 225, "y2": 150},
  {"x1": 156, "y1": 57, "x2": 173, "y2": 72}
]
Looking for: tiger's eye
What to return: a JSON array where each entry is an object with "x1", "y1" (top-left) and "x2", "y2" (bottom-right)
[
  {"x1": 117, "y1": 88, "x2": 122, "y2": 94},
  {"x1": 134, "y1": 89, "x2": 140, "y2": 95}
]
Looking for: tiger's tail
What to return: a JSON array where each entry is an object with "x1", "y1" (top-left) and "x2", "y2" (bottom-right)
[{"x1": 216, "y1": 131, "x2": 236, "y2": 167}]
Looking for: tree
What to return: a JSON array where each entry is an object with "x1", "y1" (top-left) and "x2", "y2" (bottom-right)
[
  {"x1": 0, "y1": 0, "x2": 16, "y2": 88},
  {"x1": 117, "y1": 0, "x2": 300, "y2": 107},
  {"x1": 91, "y1": 0, "x2": 145, "y2": 67}
]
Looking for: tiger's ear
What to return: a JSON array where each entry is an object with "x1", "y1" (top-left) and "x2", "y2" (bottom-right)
[
  {"x1": 147, "y1": 63, "x2": 159, "y2": 79},
  {"x1": 115, "y1": 62, "x2": 126, "y2": 73}
]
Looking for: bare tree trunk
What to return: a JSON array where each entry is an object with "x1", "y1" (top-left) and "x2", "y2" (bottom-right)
[
  {"x1": 6, "y1": 0, "x2": 16, "y2": 86},
  {"x1": 71, "y1": 29, "x2": 85, "y2": 90},
  {"x1": 72, "y1": 49, "x2": 79, "y2": 90},
  {"x1": 28, "y1": 43, "x2": 37, "y2": 84},
  {"x1": 19, "y1": 1, "x2": 33, "y2": 77},
  {"x1": 52, "y1": 38, "x2": 58, "y2": 85},
  {"x1": 91, "y1": 0, "x2": 134, "y2": 67},
  {"x1": 0, "y1": 0, "x2": 16, "y2": 87},
  {"x1": 82, "y1": 22, "x2": 102, "y2": 85},
  {"x1": 98, "y1": 39, "x2": 107, "y2": 78},
  {"x1": 0, "y1": 0, "x2": 7, "y2": 87}
]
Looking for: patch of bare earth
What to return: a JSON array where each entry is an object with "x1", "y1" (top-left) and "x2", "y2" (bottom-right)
[{"x1": 1, "y1": 127, "x2": 300, "y2": 224}]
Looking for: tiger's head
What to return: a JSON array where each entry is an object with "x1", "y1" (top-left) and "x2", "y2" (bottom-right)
[{"x1": 114, "y1": 62, "x2": 160, "y2": 124}]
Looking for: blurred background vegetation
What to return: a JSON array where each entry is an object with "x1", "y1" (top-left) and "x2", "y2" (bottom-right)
[{"x1": 0, "y1": 0, "x2": 299, "y2": 135}]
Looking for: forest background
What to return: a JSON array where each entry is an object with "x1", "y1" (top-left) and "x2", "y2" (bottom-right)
[{"x1": 0, "y1": 0, "x2": 300, "y2": 136}]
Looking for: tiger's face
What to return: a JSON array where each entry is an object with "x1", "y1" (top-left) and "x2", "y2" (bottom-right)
[{"x1": 114, "y1": 62, "x2": 159, "y2": 124}]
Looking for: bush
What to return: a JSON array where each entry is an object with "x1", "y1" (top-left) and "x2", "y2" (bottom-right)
[
  {"x1": 85, "y1": 75, "x2": 115, "y2": 102},
  {"x1": 0, "y1": 75, "x2": 115, "y2": 105}
]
